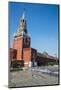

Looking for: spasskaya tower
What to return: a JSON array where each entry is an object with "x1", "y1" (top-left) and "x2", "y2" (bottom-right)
[{"x1": 13, "y1": 12, "x2": 31, "y2": 61}]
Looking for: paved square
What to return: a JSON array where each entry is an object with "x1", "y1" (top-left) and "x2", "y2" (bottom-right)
[{"x1": 9, "y1": 65, "x2": 59, "y2": 87}]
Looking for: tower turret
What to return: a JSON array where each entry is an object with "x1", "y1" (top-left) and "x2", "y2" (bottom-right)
[
  {"x1": 19, "y1": 12, "x2": 27, "y2": 34},
  {"x1": 14, "y1": 11, "x2": 28, "y2": 37}
]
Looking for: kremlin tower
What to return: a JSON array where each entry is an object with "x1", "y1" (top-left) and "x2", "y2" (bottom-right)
[{"x1": 13, "y1": 12, "x2": 34, "y2": 67}]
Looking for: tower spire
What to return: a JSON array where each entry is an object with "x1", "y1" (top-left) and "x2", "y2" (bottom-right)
[
  {"x1": 22, "y1": 11, "x2": 25, "y2": 20},
  {"x1": 14, "y1": 10, "x2": 28, "y2": 37},
  {"x1": 21, "y1": 9, "x2": 25, "y2": 20},
  {"x1": 19, "y1": 9, "x2": 27, "y2": 34}
]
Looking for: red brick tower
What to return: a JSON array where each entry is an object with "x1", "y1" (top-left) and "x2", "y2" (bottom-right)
[{"x1": 13, "y1": 12, "x2": 31, "y2": 66}]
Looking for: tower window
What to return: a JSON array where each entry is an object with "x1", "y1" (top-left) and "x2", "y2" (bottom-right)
[{"x1": 23, "y1": 19, "x2": 24, "y2": 22}]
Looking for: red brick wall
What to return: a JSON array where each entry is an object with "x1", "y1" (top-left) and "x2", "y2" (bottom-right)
[
  {"x1": 23, "y1": 48, "x2": 37, "y2": 67},
  {"x1": 23, "y1": 48, "x2": 31, "y2": 67},
  {"x1": 9, "y1": 48, "x2": 17, "y2": 61},
  {"x1": 23, "y1": 48, "x2": 31, "y2": 61},
  {"x1": 13, "y1": 37, "x2": 23, "y2": 60},
  {"x1": 31, "y1": 48, "x2": 37, "y2": 60}
]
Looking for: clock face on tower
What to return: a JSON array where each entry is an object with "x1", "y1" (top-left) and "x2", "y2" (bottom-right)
[{"x1": 23, "y1": 37, "x2": 30, "y2": 48}]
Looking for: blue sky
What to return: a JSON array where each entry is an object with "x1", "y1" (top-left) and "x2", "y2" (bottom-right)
[{"x1": 9, "y1": 2, "x2": 59, "y2": 57}]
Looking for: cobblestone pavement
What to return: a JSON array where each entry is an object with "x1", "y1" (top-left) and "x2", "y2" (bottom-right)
[{"x1": 9, "y1": 65, "x2": 59, "y2": 87}]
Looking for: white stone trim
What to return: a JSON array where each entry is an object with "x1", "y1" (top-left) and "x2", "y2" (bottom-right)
[
  {"x1": 29, "y1": 61, "x2": 32, "y2": 67},
  {"x1": 24, "y1": 62, "x2": 28, "y2": 64}
]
